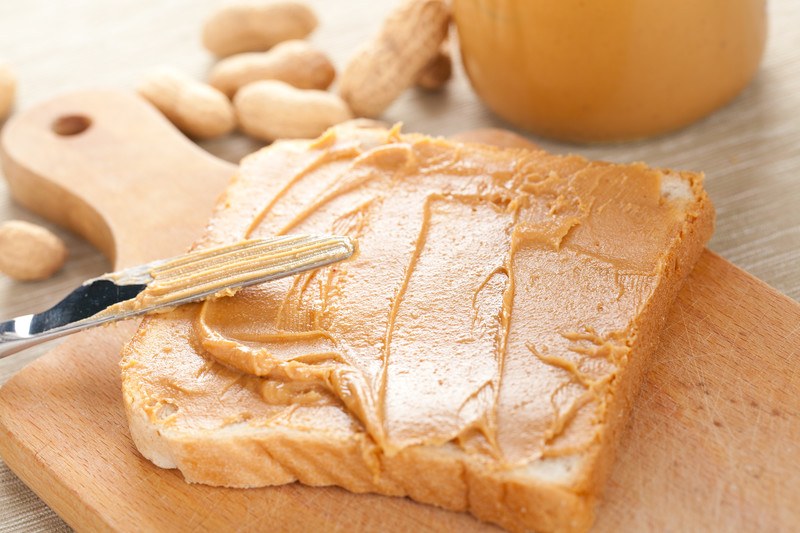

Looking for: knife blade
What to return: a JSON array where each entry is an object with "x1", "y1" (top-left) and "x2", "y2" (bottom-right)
[{"x1": 0, "y1": 234, "x2": 355, "y2": 358}]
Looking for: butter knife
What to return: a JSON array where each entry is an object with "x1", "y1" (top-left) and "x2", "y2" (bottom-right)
[{"x1": 0, "y1": 234, "x2": 355, "y2": 358}]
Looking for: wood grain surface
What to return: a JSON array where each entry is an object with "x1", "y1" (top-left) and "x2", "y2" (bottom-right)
[
  {"x1": 0, "y1": 0, "x2": 798, "y2": 531},
  {"x1": 1, "y1": 89, "x2": 800, "y2": 533},
  {"x1": 1, "y1": 253, "x2": 797, "y2": 532}
]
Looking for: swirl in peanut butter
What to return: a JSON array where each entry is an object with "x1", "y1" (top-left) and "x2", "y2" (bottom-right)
[{"x1": 186, "y1": 126, "x2": 694, "y2": 465}]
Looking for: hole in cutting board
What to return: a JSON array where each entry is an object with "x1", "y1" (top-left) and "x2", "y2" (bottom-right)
[{"x1": 52, "y1": 114, "x2": 92, "y2": 136}]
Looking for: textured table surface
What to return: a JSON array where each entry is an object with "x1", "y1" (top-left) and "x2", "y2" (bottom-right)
[{"x1": 1, "y1": 0, "x2": 798, "y2": 530}]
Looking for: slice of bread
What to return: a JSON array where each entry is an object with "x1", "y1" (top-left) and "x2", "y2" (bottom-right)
[{"x1": 121, "y1": 125, "x2": 714, "y2": 533}]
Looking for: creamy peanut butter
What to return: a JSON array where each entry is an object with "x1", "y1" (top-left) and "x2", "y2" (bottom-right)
[
  {"x1": 454, "y1": 0, "x2": 766, "y2": 141},
  {"x1": 99, "y1": 235, "x2": 354, "y2": 319},
  {"x1": 124, "y1": 125, "x2": 708, "y2": 472}
]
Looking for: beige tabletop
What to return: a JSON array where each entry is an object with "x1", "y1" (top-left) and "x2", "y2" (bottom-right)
[{"x1": 1, "y1": 0, "x2": 798, "y2": 530}]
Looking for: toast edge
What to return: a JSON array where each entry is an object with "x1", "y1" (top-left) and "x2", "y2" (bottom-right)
[{"x1": 121, "y1": 134, "x2": 716, "y2": 533}]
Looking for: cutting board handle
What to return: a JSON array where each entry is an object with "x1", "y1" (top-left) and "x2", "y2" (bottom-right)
[{"x1": 0, "y1": 90, "x2": 237, "y2": 268}]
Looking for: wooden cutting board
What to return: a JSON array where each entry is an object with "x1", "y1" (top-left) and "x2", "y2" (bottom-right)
[{"x1": 0, "y1": 91, "x2": 798, "y2": 532}]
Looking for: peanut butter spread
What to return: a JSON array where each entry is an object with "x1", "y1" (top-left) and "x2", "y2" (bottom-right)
[
  {"x1": 98, "y1": 235, "x2": 355, "y2": 319},
  {"x1": 123, "y1": 125, "x2": 708, "y2": 472},
  {"x1": 454, "y1": 0, "x2": 767, "y2": 141}
]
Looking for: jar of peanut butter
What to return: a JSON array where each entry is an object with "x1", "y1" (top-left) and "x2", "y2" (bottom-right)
[{"x1": 453, "y1": 0, "x2": 767, "y2": 142}]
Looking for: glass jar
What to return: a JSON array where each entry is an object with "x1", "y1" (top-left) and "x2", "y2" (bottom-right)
[{"x1": 453, "y1": 0, "x2": 767, "y2": 142}]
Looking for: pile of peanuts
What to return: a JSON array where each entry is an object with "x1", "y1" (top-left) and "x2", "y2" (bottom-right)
[
  {"x1": 138, "y1": 0, "x2": 452, "y2": 142},
  {"x1": 0, "y1": 0, "x2": 452, "y2": 281}
]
